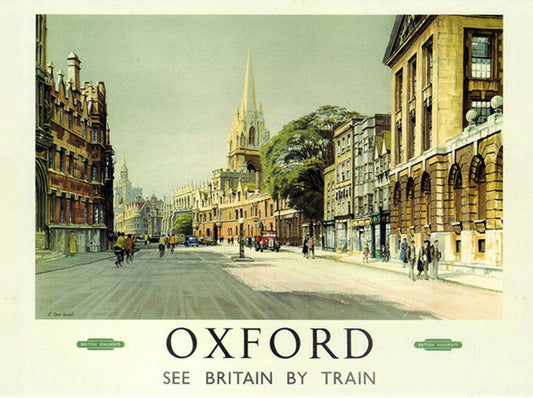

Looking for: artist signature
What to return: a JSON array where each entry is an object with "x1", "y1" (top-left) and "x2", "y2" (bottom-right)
[{"x1": 47, "y1": 311, "x2": 74, "y2": 317}]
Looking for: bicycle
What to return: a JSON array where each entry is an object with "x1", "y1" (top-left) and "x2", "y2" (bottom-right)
[
  {"x1": 114, "y1": 248, "x2": 124, "y2": 268},
  {"x1": 159, "y1": 244, "x2": 165, "y2": 258},
  {"x1": 125, "y1": 248, "x2": 134, "y2": 263}
]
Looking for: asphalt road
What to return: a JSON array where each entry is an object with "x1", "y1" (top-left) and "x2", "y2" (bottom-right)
[{"x1": 35, "y1": 246, "x2": 500, "y2": 320}]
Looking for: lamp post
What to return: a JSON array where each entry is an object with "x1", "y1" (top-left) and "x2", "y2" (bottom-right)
[{"x1": 239, "y1": 217, "x2": 244, "y2": 258}]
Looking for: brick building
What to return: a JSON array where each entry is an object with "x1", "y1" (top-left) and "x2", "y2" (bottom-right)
[{"x1": 45, "y1": 52, "x2": 115, "y2": 253}]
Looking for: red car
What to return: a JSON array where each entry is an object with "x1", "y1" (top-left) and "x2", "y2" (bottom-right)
[{"x1": 254, "y1": 231, "x2": 280, "y2": 252}]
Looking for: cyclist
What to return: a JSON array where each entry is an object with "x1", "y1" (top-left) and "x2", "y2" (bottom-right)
[
  {"x1": 158, "y1": 235, "x2": 166, "y2": 258},
  {"x1": 113, "y1": 232, "x2": 126, "y2": 267},
  {"x1": 125, "y1": 234, "x2": 135, "y2": 263}
]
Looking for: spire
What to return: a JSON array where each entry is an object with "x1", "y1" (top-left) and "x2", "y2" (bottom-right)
[
  {"x1": 121, "y1": 153, "x2": 126, "y2": 170},
  {"x1": 241, "y1": 50, "x2": 257, "y2": 117}
]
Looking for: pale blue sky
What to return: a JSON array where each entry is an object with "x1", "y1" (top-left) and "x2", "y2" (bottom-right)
[{"x1": 47, "y1": 15, "x2": 395, "y2": 198}]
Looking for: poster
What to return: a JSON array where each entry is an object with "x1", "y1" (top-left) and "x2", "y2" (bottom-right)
[{"x1": 1, "y1": 0, "x2": 532, "y2": 396}]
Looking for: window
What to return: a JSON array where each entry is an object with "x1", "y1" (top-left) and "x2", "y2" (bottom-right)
[
  {"x1": 94, "y1": 203, "x2": 99, "y2": 224},
  {"x1": 50, "y1": 196, "x2": 54, "y2": 223},
  {"x1": 408, "y1": 117, "x2": 416, "y2": 159},
  {"x1": 59, "y1": 150, "x2": 65, "y2": 172},
  {"x1": 395, "y1": 69, "x2": 403, "y2": 110},
  {"x1": 68, "y1": 153, "x2": 73, "y2": 175},
  {"x1": 69, "y1": 198, "x2": 73, "y2": 223},
  {"x1": 471, "y1": 100, "x2": 491, "y2": 124},
  {"x1": 92, "y1": 165, "x2": 97, "y2": 182},
  {"x1": 68, "y1": 112, "x2": 72, "y2": 129},
  {"x1": 59, "y1": 106, "x2": 63, "y2": 125},
  {"x1": 478, "y1": 239, "x2": 486, "y2": 253},
  {"x1": 409, "y1": 56, "x2": 417, "y2": 99},
  {"x1": 346, "y1": 160, "x2": 351, "y2": 180},
  {"x1": 423, "y1": 105, "x2": 432, "y2": 151},
  {"x1": 472, "y1": 35, "x2": 491, "y2": 78},
  {"x1": 83, "y1": 121, "x2": 87, "y2": 138},
  {"x1": 342, "y1": 137, "x2": 345, "y2": 153},
  {"x1": 456, "y1": 240, "x2": 461, "y2": 253},
  {"x1": 60, "y1": 198, "x2": 64, "y2": 223},
  {"x1": 423, "y1": 38, "x2": 433, "y2": 85},
  {"x1": 92, "y1": 128, "x2": 98, "y2": 143},
  {"x1": 84, "y1": 202, "x2": 88, "y2": 223},
  {"x1": 336, "y1": 141, "x2": 340, "y2": 156},
  {"x1": 48, "y1": 148, "x2": 54, "y2": 169},
  {"x1": 341, "y1": 163, "x2": 345, "y2": 181},
  {"x1": 397, "y1": 126, "x2": 403, "y2": 163}
]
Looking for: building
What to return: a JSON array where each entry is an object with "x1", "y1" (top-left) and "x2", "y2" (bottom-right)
[
  {"x1": 193, "y1": 52, "x2": 306, "y2": 245},
  {"x1": 45, "y1": 52, "x2": 115, "y2": 253},
  {"x1": 322, "y1": 164, "x2": 336, "y2": 251},
  {"x1": 114, "y1": 154, "x2": 142, "y2": 226},
  {"x1": 35, "y1": 15, "x2": 54, "y2": 249},
  {"x1": 383, "y1": 15, "x2": 503, "y2": 266},
  {"x1": 371, "y1": 129, "x2": 392, "y2": 258},
  {"x1": 328, "y1": 115, "x2": 391, "y2": 256},
  {"x1": 351, "y1": 115, "x2": 391, "y2": 257},
  {"x1": 115, "y1": 194, "x2": 164, "y2": 237}
]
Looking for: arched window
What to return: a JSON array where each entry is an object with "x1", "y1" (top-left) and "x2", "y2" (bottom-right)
[
  {"x1": 248, "y1": 126, "x2": 256, "y2": 146},
  {"x1": 449, "y1": 164, "x2": 462, "y2": 223},
  {"x1": 421, "y1": 172, "x2": 431, "y2": 225},
  {"x1": 406, "y1": 177, "x2": 415, "y2": 227},
  {"x1": 474, "y1": 159, "x2": 486, "y2": 220}
]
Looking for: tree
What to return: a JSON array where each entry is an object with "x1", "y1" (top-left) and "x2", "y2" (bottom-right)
[
  {"x1": 173, "y1": 212, "x2": 193, "y2": 236},
  {"x1": 260, "y1": 105, "x2": 364, "y2": 234}
]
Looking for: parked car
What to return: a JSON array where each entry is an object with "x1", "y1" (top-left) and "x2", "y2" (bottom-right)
[
  {"x1": 185, "y1": 235, "x2": 200, "y2": 247},
  {"x1": 254, "y1": 231, "x2": 280, "y2": 252},
  {"x1": 201, "y1": 237, "x2": 217, "y2": 246}
]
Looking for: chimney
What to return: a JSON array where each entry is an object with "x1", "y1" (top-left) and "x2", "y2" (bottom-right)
[{"x1": 67, "y1": 52, "x2": 81, "y2": 91}]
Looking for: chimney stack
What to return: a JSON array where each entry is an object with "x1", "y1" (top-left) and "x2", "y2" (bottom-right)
[{"x1": 67, "y1": 52, "x2": 81, "y2": 91}]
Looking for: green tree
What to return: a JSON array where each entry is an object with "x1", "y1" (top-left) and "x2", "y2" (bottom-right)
[
  {"x1": 173, "y1": 212, "x2": 193, "y2": 236},
  {"x1": 260, "y1": 105, "x2": 364, "y2": 234}
]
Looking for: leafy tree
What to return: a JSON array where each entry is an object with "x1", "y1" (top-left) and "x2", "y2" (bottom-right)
[
  {"x1": 173, "y1": 212, "x2": 193, "y2": 236},
  {"x1": 260, "y1": 105, "x2": 364, "y2": 234}
]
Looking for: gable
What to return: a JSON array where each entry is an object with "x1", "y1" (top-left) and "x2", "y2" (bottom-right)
[{"x1": 383, "y1": 15, "x2": 434, "y2": 67}]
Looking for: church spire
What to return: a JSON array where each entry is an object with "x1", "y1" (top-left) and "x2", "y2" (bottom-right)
[{"x1": 241, "y1": 50, "x2": 257, "y2": 117}]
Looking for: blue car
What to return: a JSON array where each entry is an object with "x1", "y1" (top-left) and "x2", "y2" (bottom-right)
[{"x1": 185, "y1": 235, "x2": 200, "y2": 247}]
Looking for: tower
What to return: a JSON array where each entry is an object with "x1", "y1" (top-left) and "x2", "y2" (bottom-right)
[{"x1": 227, "y1": 51, "x2": 270, "y2": 172}]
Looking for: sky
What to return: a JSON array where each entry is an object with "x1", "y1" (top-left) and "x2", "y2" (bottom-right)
[{"x1": 47, "y1": 15, "x2": 395, "y2": 198}]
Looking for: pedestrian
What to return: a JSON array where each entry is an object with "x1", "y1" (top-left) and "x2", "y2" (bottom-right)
[
  {"x1": 158, "y1": 235, "x2": 166, "y2": 257},
  {"x1": 406, "y1": 240, "x2": 417, "y2": 281},
  {"x1": 430, "y1": 240, "x2": 442, "y2": 279},
  {"x1": 144, "y1": 234, "x2": 149, "y2": 247},
  {"x1": 362, "y1": 242, "x2": 369, "y2": 263},
  {"x1": 68, "y1": 231, "x2": 78, "y2": 257},
  {"x1": 307, "y1": 236, "x2": 315, "y2": 259},
  {"x1": 302, "y1": 237, "x2": 309, "y2": 258},
  {"x1": 418, "y1": 240, "x2": 432, "y2": 280},
  {"x1": 169, "y1": 234, "x2": 176, "y2": 253},
  {"x1": 400, "y1": 238, "x2": 408, "y2": 268}
]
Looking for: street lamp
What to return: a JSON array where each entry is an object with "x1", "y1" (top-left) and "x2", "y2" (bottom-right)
[{"x1": 239, "y1": 217, "x2": 245, "y2": 258}]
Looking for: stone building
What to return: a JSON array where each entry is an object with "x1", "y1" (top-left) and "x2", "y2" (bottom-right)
[
  {"x1": 193, "y1": 52, "x2": 306, "y2": 245},
  {"x1": 383, "y1": 15, "x2": 503, "y2": 267},
  {"x1": 114, "y1": 154, "x2": 142, "y2": 225},
  {"x1": 328, "y1": 115, "x2": 391, "y2": 256},
  {"x1": 44, "y1": 51, "x2": 115, "y2": 253},
  {"x1": 35, "y1": 15, "x2": 54, "y2": 249},
  {"x1": 322, "y1": 164, "x2": 336, "y2": 251}
]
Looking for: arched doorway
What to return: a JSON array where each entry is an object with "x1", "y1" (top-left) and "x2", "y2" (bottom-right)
[{"x1": 36, "y1": 159, "x2": 48, "y2": 248}]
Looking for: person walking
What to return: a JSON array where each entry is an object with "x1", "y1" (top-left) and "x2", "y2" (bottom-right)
[
  {"x1": 418, "y1": 240, "x2": 432, "y2": 280},
  {"x1": 159, "y1": 235, "x2": 166, "y2": 257},
  {"x1": 430, "y1": 240, "x2": 441, "y2": 279},
  {"x1": 144, "y1": 234, "x2": 149, "y2": 248},
  {"x1": 362, "y1": 242, "x2": 369, "y2": 263},
  {"x1": 302, "y1": 237, "x2": 309, "y2": 259},
  {"x1": 307, "y1": 236, "x2": 315, "y2": 259},
  {"x1": 169, "y1": 234, "x2": 176, "y2": 254},
  {"x1": 406, "y1": 240, "x2": 417, "y2": 281},
  {"x1": 68, "y1": 231, "x2": 78, "y2": 257},
  {"x1": 400, "y1": 238, "x2": 408, "y2": 268}
]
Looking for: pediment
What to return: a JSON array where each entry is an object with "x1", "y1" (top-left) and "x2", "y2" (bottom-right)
[{"x1": 383, "y1": 15, "x2": 433, "y2": 66}]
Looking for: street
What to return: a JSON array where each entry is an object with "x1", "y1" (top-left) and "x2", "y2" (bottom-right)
[{"x1": 36, "y1": 245, "x2": 501, "y2": 320}]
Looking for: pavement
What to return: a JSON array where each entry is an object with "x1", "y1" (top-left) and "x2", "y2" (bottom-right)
[{"x1": 35, "y1": 245, "x2": 503, "y2": 293}]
